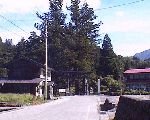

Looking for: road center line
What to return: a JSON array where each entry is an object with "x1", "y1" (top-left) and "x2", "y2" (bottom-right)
[{"x1": 86, "y1": 105, "x2": 91, "y2": 120}]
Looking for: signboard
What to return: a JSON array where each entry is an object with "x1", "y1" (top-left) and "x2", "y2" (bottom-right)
[{"x1": 59, "y1": 89, "x2": 66, "y2": 93}]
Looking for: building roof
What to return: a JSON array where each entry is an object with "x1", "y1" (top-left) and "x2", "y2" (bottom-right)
[
  {"x1": 3, "y1": 57, "x2": 55, "y2": 71},
  {"x1": 0, "y1": 78, "x2": 43, "y2": 84},
  {"x1": 124, "y1": 68, "x2": 150, "y2": 74}
]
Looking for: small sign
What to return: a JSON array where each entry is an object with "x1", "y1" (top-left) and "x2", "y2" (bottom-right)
[{"x1": 59, "y1": 89, "x2": 66, "y2": 93}]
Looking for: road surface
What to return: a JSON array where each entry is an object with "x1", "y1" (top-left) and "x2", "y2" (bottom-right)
[{"x1": 0, "y1": 96, "x2": 100, "y2": 120}]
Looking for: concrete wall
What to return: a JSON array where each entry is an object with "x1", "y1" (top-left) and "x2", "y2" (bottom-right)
[{"x1": 115, "y1": 96, "x2": 150, "y2": 120}]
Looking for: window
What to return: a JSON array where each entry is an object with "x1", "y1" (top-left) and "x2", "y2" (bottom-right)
[
  {"x1": 139, "y1": 74, "x2": 145, "y2": 79},
  {"x1": 134, "y1": 74, "x2": 139, "y2": 79},
  {"x1": 130, "y1": 75, "x2": 134, "y2": 79}
]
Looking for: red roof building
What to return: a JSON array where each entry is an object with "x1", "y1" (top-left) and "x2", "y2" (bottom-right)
[{"x1": 123, "y1": 68, "x2": 150, "y2": 91}]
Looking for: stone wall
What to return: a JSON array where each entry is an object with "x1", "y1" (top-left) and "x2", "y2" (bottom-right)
[{"x1": 115, "y1": 96, "x2": 150, "y2": 120}]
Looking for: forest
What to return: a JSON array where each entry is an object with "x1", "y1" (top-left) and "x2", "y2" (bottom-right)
[{"x1": 0, "y1": 0, "x2": 150, "y2": 94}]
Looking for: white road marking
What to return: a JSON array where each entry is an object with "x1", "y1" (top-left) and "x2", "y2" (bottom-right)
[{"x1": 86, "y1": 105, "x2": 91, "y2": 120}]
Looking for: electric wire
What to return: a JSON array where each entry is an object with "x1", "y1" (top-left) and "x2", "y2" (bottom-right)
[
  {"x1": 94, "y1": 0, "x2": 144, "y2": 11},
  {"x1": 0, "y1": 0, "x2": 145, "y2": 40},
  {"x1": 0, "y1": 14, "x2": 28, "y2": 34},
  {"x1": 0, "y1": 25, "x2": 23, "y2": 38}
]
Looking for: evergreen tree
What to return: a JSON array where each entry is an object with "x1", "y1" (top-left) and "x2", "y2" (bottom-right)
[
  {"x1": 98, "y1": 34, "x2": 120, "y2": 79},
  {"x1": 102, "y1": 34, "x2": 113, "y2": 50},
  {"x1": 0, "y1": 37, "x2": 16, "y2": 77},
  {"x1": 67, "y1": 0, "x2": 102, "y2": 71},
  {"x1": 66, "y1": 0, "x2": 102, "y2": 94},
  {"x1": 35, "y1": 0, "x2": 67, "y2": 70}
]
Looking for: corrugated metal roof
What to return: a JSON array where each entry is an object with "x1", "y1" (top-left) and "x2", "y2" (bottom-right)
[{"x1": 124, "y1": 68, "x2": 150, "y2": 74}]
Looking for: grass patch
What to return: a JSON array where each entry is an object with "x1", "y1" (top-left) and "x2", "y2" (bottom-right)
[{"x1": 0, "y1": 93, "x2": 44, "y2": 106}]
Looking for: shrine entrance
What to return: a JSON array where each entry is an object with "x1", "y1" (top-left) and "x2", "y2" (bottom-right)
[{"x1": 54, "y1": 71, "x2": 91, "y2": 95}]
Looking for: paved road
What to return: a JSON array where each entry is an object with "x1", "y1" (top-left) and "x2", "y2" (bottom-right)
[{"x1": 0, "y1": 96, "x2": 100, "y2": 120}]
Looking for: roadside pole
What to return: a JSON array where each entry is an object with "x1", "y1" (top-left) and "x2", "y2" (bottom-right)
[
  {"x1": 98, "y1": 79, "x2": 101, "y2": 95},
  {"x1": 85, "y1": 78, "x2": 87, "y2": 95},
  {"x1": 44, "y1": 18, "x2": 48, "y2": 100}
]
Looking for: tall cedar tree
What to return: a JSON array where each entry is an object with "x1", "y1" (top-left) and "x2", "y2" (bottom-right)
[
  {"x1": 67, "y1": 0, "x2": 102, "y2": 94},
  {"x1": 67, "y1": 0, "x2": 102, "y2": 72},
  {"x1": 35, "y1": 0, "x2": 67, "y2": 70},
  {"x1": 99, "y1": 34, "x2": 120, "y2": 79}
]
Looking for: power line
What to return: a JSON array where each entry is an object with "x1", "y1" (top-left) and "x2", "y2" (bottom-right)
[
  {"x1": 0, "y1": 14, "x2": 28, "y2": 34},
  {"x1": 0, "y1": 25, "x2": 23, "y2": 38},
  {"x1": 94, "y1": 0, "x2": 144, "y2": 11},
  {"x1": 11, "y1": 19, "x2": 38, "y2": 22}
]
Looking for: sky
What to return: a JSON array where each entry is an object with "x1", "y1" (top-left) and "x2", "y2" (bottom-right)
[{"x1": 0, "y1": 0, "x2": 149, "y2": 56}]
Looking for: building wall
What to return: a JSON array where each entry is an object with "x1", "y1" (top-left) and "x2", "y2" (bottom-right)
[
  {"x1": 1, "y1": 59, "x2": 52, "y2": 97},
  {"x1": 0, "y1": 83, "x2": 37, "y2": 95},
  {"x1": 124, "y1": 73, "x2": 150, "y2": 91},
  {"x1": 126, "y1": 83, "x2": 150, "y2": 91},
  {"x1": 125, "y1": 73, "x2": 150, "y2": 80}
]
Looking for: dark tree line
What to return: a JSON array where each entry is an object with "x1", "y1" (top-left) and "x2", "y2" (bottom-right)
[{"x1": 0, "y1": 0, "x2": 150, "y2": 93}]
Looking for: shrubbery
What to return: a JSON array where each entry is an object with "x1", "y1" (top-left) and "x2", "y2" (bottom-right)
[
  {"x1": 0, "y1": 93, "x2": 44, "y2": 105},
  {"x1": 100, "y1": 75, "x2": 122, "y2": 95},
  {"x1": 124, "y1": 89, "x2": 150, "y2": 95}
]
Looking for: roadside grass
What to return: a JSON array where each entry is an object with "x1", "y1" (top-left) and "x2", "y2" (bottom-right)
[{"x1": 0, "y1": 93, "x2": 44, "y2": 106}]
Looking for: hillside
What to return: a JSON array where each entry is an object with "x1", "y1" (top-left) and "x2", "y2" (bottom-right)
[{"x1": 134, "y1": 49, "x2": 150, "y2": 60}]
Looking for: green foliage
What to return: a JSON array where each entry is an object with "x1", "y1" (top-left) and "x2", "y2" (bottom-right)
[
  {"x1": 100, "y1": 75, "x2": 122, "y2": 95},
  {"x1": 15, "y1": 32, "x2": 45, "y2": 64},
  {"x1": 97, "y1": 34, "x2": 122, "y2": 80},
  {"x1": 124, "y1": 89, "x2": 150, "y2": 95},
  {"x1": 0, "y1": 38, "x2": 16, "y2": 77},
  {"x1": 0, "y1": 93, "x2": 44, "y2": 105}
]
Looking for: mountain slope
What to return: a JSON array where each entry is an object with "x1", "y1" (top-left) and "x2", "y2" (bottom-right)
[{"x1": 134, "y1": 49, "x2": 150, "y2": 60}]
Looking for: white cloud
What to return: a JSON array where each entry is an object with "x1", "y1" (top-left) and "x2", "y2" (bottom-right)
[
  {"x1": 83, "y1": 0, "x2": 101, "y2": 9},
  {"x1": 116, "y1": 11, "x2": 124, "y2": 17},
  {"x1": 0, "y1": 0, "x2": 101, "y2": 45},
  {"x1": 101, "y1": 17, "x2": 150, "y2": 56},
  {"x1": 114, "y1": 42, "x2": 150, "y2": 56},
  {"x1": 102, "y1": 19, "x2": 150, "y2": 34},
  {"x1": 63, "y1": 0, "x2": 101, "y2": 10},
  {"x1": 0, "y1": 0, "x2": 49, "y2": 14},
  {"x1": 0, "y1": 0, "x2": 101, "y2": 14},
  {"x1": 0, "y1": 26, "x2": 41, "y2": 44}
]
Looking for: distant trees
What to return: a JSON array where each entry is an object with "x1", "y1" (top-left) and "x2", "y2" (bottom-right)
[{"x1": 0, "y1": 38, "x2": 16, "y2": 77}]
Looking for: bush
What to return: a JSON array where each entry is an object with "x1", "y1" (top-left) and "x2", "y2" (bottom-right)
[
  {"x1": 0, "y1": 93, "x2": 44, "y2": 105},
  {"x1": 124, "y1": 89, "x2": 150, "y2": 95}
]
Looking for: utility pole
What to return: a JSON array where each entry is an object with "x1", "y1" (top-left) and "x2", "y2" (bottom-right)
[{"x1": 44, "y1": 18, "x2": 48, "y2": 100}]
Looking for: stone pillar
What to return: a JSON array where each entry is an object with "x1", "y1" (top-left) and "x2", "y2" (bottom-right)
[
  {"x1": 49, "y1": 85, "x2": 53, "y2": 99},
  {"x1": 85, "y1": 78, "x2": 89, "y2": 95},
  {"x1": 98, "y1": 79, "x2": 101, "y2": 95}
]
